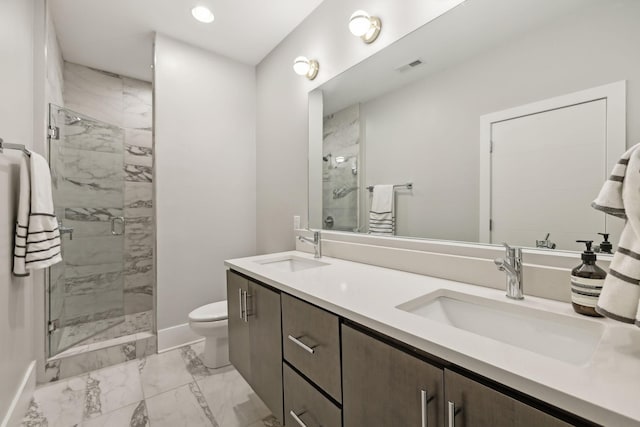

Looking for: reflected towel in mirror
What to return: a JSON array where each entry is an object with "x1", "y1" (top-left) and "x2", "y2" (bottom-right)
[{"x1": 369, "y1": 185, "x2": 395, "y2": 235}]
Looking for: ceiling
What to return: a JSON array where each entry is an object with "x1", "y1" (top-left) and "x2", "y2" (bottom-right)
[{"x1": 49, "y1": 0, "x2": 325, "y2": 82}]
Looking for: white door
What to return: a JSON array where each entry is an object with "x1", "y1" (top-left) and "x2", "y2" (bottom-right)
[{"x1": 490, "y1": 99, "x2": 620, "y2": 251}]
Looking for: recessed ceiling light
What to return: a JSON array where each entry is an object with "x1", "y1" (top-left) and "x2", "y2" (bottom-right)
[{"x1": 192, "y1": 6, "x2": 215, "y2": 23}]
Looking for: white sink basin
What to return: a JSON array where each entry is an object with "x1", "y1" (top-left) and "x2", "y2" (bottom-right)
[
  {"x1": 397, "y1": 290, "x2": 604, "y2": 365},
  {"x1": 256, "y1": 255, "x2": 328, "y2": 273}
]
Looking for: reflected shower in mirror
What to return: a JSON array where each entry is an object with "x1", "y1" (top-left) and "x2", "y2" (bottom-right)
[{"x1": 309, "y1": 0, "x2": 640, "y2": 252}]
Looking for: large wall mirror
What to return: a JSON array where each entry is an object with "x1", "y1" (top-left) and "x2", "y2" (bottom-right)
[{"x1": 309, "y1": 0, "x2": 640, "y2": 253}]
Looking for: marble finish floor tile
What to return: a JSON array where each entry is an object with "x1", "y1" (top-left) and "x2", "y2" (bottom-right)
[
  {"x1": 139, "y1": 348, "x2": 193, "y2": 398},
  {"x1": 24, "y1": 342, "x2": 279, "y2": 427},
  {"x1": 25, "y1": 375, "x2": 87, "y2": 427},
  {"x1": 179, "y1": 341, "x2": 212, "y2": 380},
  {"x1": 84, "y1": 361, "x2": 143, "y2": 419},
  {"x1": 247, "y1": 415, "x2": 283, "y2": 427},
  {"x1": 197, "y1": 366, "x2": 271, "y2": 427},
  {"x1": 83, "y1": 400, "x2": 149, "y2": 427},
  {"x1": 145, "y1": 383, "x2": 217, "y2": 427},
  {"x1": 20, "y1": 398, "x2": 47, "y2": 427}
]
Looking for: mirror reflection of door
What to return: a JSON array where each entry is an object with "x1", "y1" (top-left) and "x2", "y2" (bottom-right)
[{"x1": 488, "y1": 95, "x2": 624, "y2": 251}]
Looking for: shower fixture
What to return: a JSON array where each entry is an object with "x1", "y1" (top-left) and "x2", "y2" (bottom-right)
[
  {"x1": 67, "y1": 116, "x2": 82, "y2": 125},
  {"x1": 333, "y1": 185, "x2": 358, "y2": 199}
]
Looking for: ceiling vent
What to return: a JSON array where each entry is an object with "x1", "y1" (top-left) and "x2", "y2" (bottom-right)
[{"x1": 395, "y1": 59, "x2": 423, "y2": 72}]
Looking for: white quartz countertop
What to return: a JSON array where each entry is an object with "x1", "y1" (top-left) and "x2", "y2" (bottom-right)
[{"x1": 225, "y1": 251, "x2": 640, "y2": 427}]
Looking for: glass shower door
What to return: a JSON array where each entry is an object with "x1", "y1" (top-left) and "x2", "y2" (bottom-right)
[{"x1": 48, "y1": 104, "x2": 126, "y2": 356}]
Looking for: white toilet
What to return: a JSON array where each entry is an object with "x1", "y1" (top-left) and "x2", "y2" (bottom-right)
[{"x1": 188, "y1": 300, "x2": 230, "y2": 368}]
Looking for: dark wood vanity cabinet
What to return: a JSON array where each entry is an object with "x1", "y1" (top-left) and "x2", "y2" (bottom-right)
[
  {"x1": 342, "y1": 324, "x2": 444, "y2": 427},
  {"x1": 226, "y1": 271, "x2": 283, "y2": 421},
  {"x1": 342, "y1": 324, "x2": 577, "y2": 427},
  {"x1": 227, "y1": 270, "x2": 594, "y2": 427},
  {"x1": 227, "y1": 270, "x2": 251, "y2": 380},
  {"x1": 283, "y1": 363, "x2": 342, "y2": 427},
  {"x1": 281, "y1": 293, "x2": 342, "y2": 402},
  {"x1": 281, "y1": 294, "x2": 343, "y2": 425},
  {"x1": 444, "y1": 370, "x2": 572, "y2": 427}
]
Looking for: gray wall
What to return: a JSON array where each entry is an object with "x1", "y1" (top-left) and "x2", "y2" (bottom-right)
[
  {"x1": 255, "y1": 0, "x2": 465, "y2": 253},
  {"x1": 0, "y1": 0, "x2": 36, "y2": 421},
  {"x1": 154, "y1": 34, "x2": 256, "y2": 337},
  {"x1": 361, "y1": 0, "x2": 640, "y2": 242}
]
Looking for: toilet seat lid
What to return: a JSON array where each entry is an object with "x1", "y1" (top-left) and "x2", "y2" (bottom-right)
[{"x1": 189, "y1": 301, "x2": 228, "y2": 322}]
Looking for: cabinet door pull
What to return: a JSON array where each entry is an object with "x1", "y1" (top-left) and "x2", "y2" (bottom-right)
[
  {"x1": 289, "y1": 410, "x2": 308, "y2": 427},
  {"x1": 421, "y1": 389, "x2": 429, "y2": 427},
  {"x1": 238, "y1": 288, "x2": 244, "y2": 320},
  {"x1": 288, "y1": 335, "x2": 316, "y2": 354},
  {"x1": 242, "y1": 291, "x2": 249, "y2": 322},
  {"x1": 447, "y1": 401, "x2": 460, "y2": 427}
]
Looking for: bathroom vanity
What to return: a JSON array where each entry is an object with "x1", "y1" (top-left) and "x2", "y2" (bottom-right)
[{"x1": 225, "y1": 252, "x2": 640, "y2": 427}]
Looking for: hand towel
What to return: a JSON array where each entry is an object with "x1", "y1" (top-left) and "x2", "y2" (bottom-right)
[
  {"x1": 369, "y1": 185, "x2": 395, "y2": 235},
  {"x1": 13, "y1": 152, "x2": 62, "y2": 276},
  {"x1": 591, "y1": 142, "x2": 640, "y2": 326}
]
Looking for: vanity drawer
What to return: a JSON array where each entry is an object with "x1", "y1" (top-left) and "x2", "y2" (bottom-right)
[
  {"x1": 281, "y1": 293, "x2": 342, "y2": 402},
  {"x1": 284, "y1": 363, "x2": 342, "y2": 427}
]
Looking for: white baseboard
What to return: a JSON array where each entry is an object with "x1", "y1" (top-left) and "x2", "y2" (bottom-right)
[
  {"x1": 1, "y1": 360, "x2": 36, "y2": 427},
  {"x1": 157, "y1": 322, "x2": 201, "y2": 353}
]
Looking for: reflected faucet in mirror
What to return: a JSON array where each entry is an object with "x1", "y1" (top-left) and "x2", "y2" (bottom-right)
[
  {"x1": 494, "y1": 243, "x2": 524, "y2": 300},
  {"x1": 536, "y1": 233, "x2": 556, "y2": 249}
]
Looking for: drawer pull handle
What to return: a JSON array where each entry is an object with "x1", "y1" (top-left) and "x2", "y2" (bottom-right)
[
  {"x1": 447, "y1": 401, "x2": 460, "y2": 427},
  {"x1": 421, "y1": 389, "x2": 428, "y2": 427},
  {"x1": 242, "y1": 291, "x2": 249, "y2": 322},
  {"x1": 290, "y1": 410, "x2": 308, "y2": 427},
  {"x1": 238, "y1": 288, "x2": 244, "y2": 320},
  {"x1": 288, "y1": 335, "x2": 316, "y2": 354}
]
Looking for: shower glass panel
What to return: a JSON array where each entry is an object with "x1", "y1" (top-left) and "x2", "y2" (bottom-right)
[
  {"x1": 48, "y1": 104, "x2": 126, "y2": 357},
  {"x1": 322, "y1": 104, "x2": 360, "y2": 232}
]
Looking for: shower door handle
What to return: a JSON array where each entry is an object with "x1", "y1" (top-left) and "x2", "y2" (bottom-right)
[
  {"x1": 110, "y1": 216, "x2": 125, "y2": 235},
  {"x1": 59, "y1": 225, "x2": 74, "y2": 240},
  {"x1": 57, "y1": 216, "x2": 74, "y2": 240}
]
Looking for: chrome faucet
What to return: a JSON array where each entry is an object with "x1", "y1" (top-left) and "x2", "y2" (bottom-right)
[
  {"x1": 494, "y1": 242, "x2": 524, "y2": 300},
  {"x1": 298, "y1": 230, "x2": 322, "y2": 258}
]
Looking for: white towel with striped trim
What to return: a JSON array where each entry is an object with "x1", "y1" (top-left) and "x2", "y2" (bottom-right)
[
  {"x1": 591, "y1": 142, "x2": 640, "y2": 326},
  {"x1": 369, "y1": 185, "x2": 395, "y2": 235},
  {"x1": 13, "y1": 153, "x2": 62, "y2": 276}
]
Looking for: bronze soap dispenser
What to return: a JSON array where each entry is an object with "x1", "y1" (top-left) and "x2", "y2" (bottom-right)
[{"x1": 571, "y1": 240, "x2": 605, "y2": 317}]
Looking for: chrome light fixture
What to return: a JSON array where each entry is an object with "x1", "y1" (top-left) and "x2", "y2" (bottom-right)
[
  {"x1": 293, "y1": 56, "x2": 319, "y2": 80},
  {"x1": 349, "y1": 10, "x2": 381, "y2": 44}
]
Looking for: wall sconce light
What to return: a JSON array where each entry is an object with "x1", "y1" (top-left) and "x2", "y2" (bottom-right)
[
  {"x1": 349, "y1": 10, "x2": 382, "y2": 44},
  {"x1": 293, "y1": 56, "x2": 319, "y2": 80}
]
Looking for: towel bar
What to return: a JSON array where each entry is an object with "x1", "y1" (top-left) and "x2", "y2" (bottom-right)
[
  {"x1": 0, "y1": 138, "x2": 31, "y2": 156},
  {"x1": 366, "y1": 182, "x2": 413, "y2": 192}
]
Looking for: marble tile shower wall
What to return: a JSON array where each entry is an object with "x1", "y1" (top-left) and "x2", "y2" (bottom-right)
[
  {"x1": 322, "y1": 104, "x2": 360, "y2": 232},
  {"x1": 59, "y1": 62, "x2": 154, "y2": 338}
]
